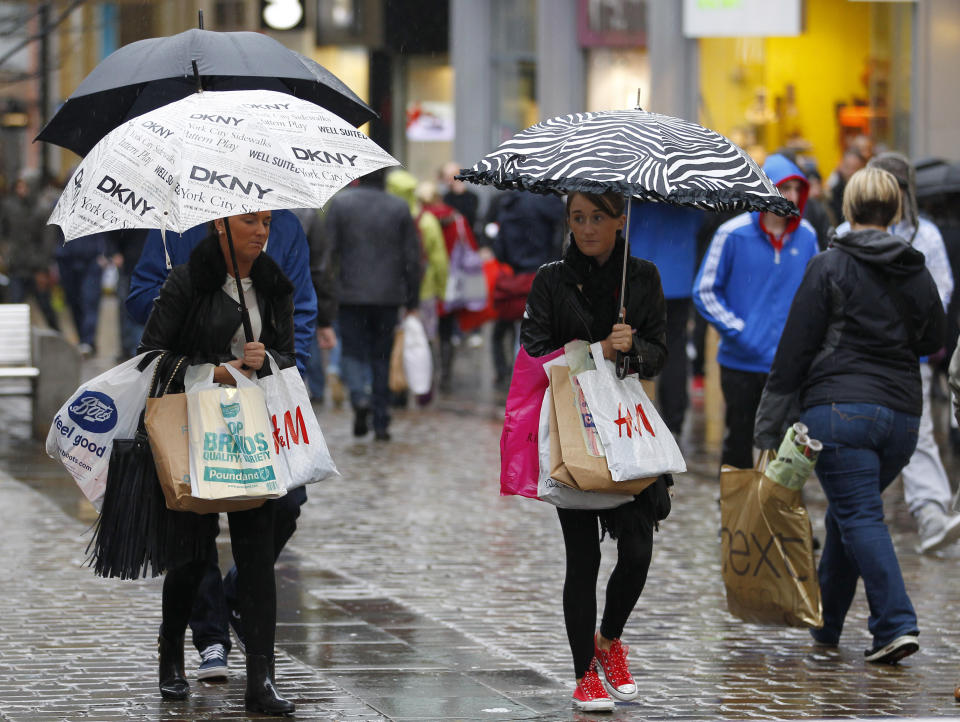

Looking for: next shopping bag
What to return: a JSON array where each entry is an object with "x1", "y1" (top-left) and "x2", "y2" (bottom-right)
[
  {"x1": 573, "y1": 341, "x2": 686, "y2": 481},
  {"x1": 719, "y1": 452, "x2": 823, "y2": 628},
  {"x1": 258, "y1": 353, "x2": 339, "y2": 490},
  {"x1": 187, "y1": 364, "x2": 288, "y2": 501}
]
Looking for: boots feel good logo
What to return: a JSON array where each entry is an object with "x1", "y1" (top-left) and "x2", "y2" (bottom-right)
[{"x1": 67, "y1": 392, "x2": 117, "y2": 433}]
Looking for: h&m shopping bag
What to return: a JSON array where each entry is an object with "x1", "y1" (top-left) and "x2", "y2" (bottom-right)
[
  {"x1": 536, "y1": 357, "x2": 633, "y2": 510},
  {"x1": 258, "y1": 353, "x2": 338, "y2": 490},
  {"x1": 549, "y1": 364, "x2": 657, "y2": 495},
  {"x1": 499, "y1": 345, "x2": 564, "y2": 498},
  {"x1": 46, "y1": 350, "x2": 162, "y2": 510},
  {"x1": 573, "y1": 341, "x2": 686, "y2": 481},
  {"x1": 187, "y1": 364, "x2": 288, "y2": 501},
  {"x1": 719, "y1": 453, "x2": 823, "y2": 628}
]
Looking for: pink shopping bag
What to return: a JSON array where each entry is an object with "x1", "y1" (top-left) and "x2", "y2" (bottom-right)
[{"x1": 500, "y1": 345, "x2": 564, "y2": 498}]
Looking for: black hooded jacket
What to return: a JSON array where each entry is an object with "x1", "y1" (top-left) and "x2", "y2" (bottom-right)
[
  {"x1": 754, "y1": 229, "x2": 945, "y2": 449},
  {"x1": 519, "y1": 235, "x2": 667, "y2": 378},
  {"x1": 138, "y1": 233, "x2": 297, "y2": 384}
]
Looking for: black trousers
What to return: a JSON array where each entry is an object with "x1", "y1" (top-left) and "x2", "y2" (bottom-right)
[
  {"x1": 658, "y1": 298, "x2": 691, "y2": 434},
  {"x1": 188, "y1": 486, "x2": 305, "y2": 653},
  {"x1": 719, "y1": 365, "x2": 768, "y2": 470},
  {"x1": 556, "y1": 507, "x2": 653, "y2": 679},
  {"x1": 162, "y1": 501, "x2": 277, "y2": 657}
]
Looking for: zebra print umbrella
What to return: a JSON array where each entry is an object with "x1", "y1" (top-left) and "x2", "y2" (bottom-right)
[{"x1": 458, "y1": 109, "x2": 797, "y2": 217}]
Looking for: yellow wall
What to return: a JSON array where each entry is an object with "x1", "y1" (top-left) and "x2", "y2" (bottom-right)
[{"x1": 699, "y1": 0, "x2": 873, "y2": 176}]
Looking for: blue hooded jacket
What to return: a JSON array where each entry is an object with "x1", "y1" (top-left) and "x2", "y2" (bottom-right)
[
  {"x1": 125, "y1": 209, "x2": 317, "y2": 372},
  {"x1": 692, "y1": 154, "x2": 819, "y2": 373}
]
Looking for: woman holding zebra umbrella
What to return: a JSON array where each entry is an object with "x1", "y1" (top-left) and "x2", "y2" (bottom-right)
[{"x1": 459, "y1": 106, "x2": 799, "y2": 710}]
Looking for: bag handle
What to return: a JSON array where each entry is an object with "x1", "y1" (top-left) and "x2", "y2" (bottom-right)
[{"x1": 221, "y1": 362, "x2": 259, "y2": 389}]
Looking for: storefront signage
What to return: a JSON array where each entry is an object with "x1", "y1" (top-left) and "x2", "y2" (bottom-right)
[
  {"x1": 578, "y1": 0, "x2": 647, "y2": 48},
  {"x1": 683, "y1": 0, "x2": 802, "y2": 37}
]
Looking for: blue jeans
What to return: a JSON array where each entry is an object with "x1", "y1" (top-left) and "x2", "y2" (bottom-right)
[
  {"x1": 57, "y1": 257, "x2": 102, "y2": 347},
  {"x1": 802, "y1": 403, "x2": 920, "y2": 649},
  {"x1": 338, "y1": 305, "x2": 398, "y2": 433}
]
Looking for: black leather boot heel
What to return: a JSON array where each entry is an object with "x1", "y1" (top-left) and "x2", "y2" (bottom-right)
[
  {"x1": 245, "y1": 653, "x2": 295, "y2": 715},
  {"x1": 158, "y1": 631, "x2": 189, "y2": 700}
]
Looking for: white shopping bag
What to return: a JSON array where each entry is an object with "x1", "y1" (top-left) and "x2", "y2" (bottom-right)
[
  {"x1": 574, "y1": 341, "x2": 686, "y2": 481},
  {"x1": 187, "y1": 364, "x2": 288, "y2": 501},
  {"x1": 258, "y1": 353, "x2": 339, "y2": 490},
  {"x1": 535, "y1": 355, "x2": 631, "y2": 510},
  {"x1": 402, "y1": 314, "x2": 433, "y2": 395},
  {"x1": 46, "y1": 351, "x2": 162, "y2": 510}
]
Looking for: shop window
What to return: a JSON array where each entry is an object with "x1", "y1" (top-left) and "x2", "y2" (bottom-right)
[{"x1": 491, "y1": 0, "x2": 537, "y2": 145}]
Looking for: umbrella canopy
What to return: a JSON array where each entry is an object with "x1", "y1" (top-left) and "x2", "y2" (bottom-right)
[
  {"x1": 48, "y1": 89, "x2": 397, "y2": 241},
  {"x1": 36, "y1": 28, "x2": 376, "y2": 157},
  {"x1": 914, "y1": 158, "x2": 960, "y2": 200},
  {"x1": 458, "y1": 109, "x2": 796, "y2": 217}
]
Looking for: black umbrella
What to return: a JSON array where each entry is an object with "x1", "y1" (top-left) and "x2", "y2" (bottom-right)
[
  {"x1": 914, "y1": 158, "x2": 960, "y2": 200},
  {"x1": 458, "y1": 107, "x2": 796, "y2": 376},
  {"x1": 36, "y1": 28, "x2": 377, "y2": 156}
]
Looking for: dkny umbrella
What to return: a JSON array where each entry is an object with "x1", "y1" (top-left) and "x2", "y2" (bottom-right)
[
  {"x1": 458, "y1": 107, "x2": 796, "y2": 376},
  {"x1": 36, "y1": 28, "x2": 376, "y2": 157},
  {"x1": 48, "y1": 88, "x2": 398, "y2": 341}
]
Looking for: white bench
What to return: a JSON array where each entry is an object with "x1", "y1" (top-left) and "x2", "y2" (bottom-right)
[{"x1": 0, "y1": 304, "x2": 40, "y2": 399}]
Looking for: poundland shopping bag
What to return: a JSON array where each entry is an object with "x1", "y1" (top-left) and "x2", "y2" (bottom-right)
[
  {"x1": 258, "y1": 353, "x2": 338, "y2": 490},
  {"x1": 574, "y1": 341, "x2": 686, "y2": 481},
  {"x1": 187, "y1": 365, "x2": 288, "y2": 501},
  {"x1": 719, "y1": 453, "x2": 822, "y2": 628},
  {"x1": 46, "y1": 351, "x2": 162, "y2": 509}
]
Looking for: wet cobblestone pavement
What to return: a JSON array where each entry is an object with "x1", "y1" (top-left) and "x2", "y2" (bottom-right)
[{"x1": 3, "y1": 312, "x2": 960, "y2": 720}]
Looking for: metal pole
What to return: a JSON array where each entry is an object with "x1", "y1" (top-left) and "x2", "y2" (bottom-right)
[
  {"x1": 615, "y1": 197, "x2": 633, "y2": 379},
  {"x1": 223, "y1": 219, "x2": 254, "y2": 343}
]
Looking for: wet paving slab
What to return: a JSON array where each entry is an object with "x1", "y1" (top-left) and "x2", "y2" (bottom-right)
[{"x1": 4, "y1": 325, "x2": 960, "y2": 720}]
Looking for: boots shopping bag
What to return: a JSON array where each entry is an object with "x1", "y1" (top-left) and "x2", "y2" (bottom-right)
[
  {"x1": 499, "y1": 345, "x2": 564, "y2": 498},
  {"x1": 258, "y1": 353, "x2": 339, "y2": 490},
  {"x1": 46, "y1": 350, "x2": 163, "y2": 510},
  {"x1": 187, "y1": 364, "x2": 288, "y2": 501},
  {"x1": 719, "y1": 452, "x2": 823, "y2": 628},
  {"x1": 573, "y1": 341, "x2": 686, "y2": 481}
]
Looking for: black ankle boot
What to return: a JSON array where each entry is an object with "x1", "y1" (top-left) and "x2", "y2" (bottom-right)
[
  {"x1": 158, "y1": 632, "x2": 189, "y2": 700},
  {"x1": 245, "y1": 653, "x2": 295, "y2": 715}
]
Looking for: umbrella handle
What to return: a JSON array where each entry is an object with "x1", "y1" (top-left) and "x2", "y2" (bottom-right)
[{"x1": 223, "y1": 221, "x2": 254, "y2": 371}]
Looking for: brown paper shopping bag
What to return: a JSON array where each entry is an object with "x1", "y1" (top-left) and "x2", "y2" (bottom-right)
[
  {"x1": 388, "y1": 326, "x2": 407, "y2": 393},
  {"x1": 548, "y1": 365, "x2": 656, "y2": 495},
  {"x1": 719, "y1": 453, "x2": 823, "y2": 628},
  {"x1": 145, "y1": 393, "x2": 263, "y2": 514}
]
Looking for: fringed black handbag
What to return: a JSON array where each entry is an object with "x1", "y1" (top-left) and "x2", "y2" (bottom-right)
[{"x1": 86, "y1": 355, "x2": 170, "y2": 579}]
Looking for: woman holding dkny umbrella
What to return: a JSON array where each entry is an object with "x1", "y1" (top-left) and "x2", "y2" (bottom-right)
[
  {"x1": 138, "y1": 210, "x2": 296, "y2": 715},
  {"x1": 520, "y1": 191, "x2": 668, "y2": 712}
]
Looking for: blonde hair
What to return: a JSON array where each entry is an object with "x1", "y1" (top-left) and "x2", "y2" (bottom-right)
[{"x1": 842, "y1": 167, "x2": 902, "y2": 227}]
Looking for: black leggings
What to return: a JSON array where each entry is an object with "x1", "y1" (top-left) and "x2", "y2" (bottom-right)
[
  {"x1": 162, "y1": 502, "x2": 277, "y2": 656},
  {"x1": 556, "y1": 506, "x2": 653, "y2": 679}
]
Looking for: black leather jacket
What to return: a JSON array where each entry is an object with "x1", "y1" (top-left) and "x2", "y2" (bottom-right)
[
  {"x1": 138, "y1": 234, "x2": 297, "y2": 384},
  {"x1": 519, "y1": 241, "x2": 667, "y2": 378}
]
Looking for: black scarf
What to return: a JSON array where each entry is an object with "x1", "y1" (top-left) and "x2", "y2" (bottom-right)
[{"x1": 563, "y1": 232, "x2": 627, "y2": 341}]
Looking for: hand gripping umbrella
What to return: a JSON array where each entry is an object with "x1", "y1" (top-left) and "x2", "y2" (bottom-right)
[
  {"x1": 48, "y1": 88, "x2": 399, "y2": 342},
  {"x1": 36, "y1": 27, "x2": 376, "y2": 157},
  {"x1": 457, "y1": 107, "x2": 798, "y2": 377}
]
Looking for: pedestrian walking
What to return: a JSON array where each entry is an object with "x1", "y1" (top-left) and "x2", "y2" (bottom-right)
[
  {"x1": 440, "y1": 160, "x2": 480, "y2": 231},
  {"x1": 755, "y1": 167, "x2": 945, "y2": 664},
  {"x1": 55, "y1": 230, "x2": 105, "y2": 358},
  {"x1": 627, "y1": 202, "x2": 703, "y2": 435},
  {"x1": 323, "y1": 169, "x2": 422, "y2": 440},
  {"x1": 835, "y1": 152, "x2": 960, "y2": 554},
  {"x1": 138, "y1": 210, "x2": 296, "y2": 714},
  {"x1": 492, "y1": 190, "x2": 564, "y2": 387},
  {"x1": 126, "y1": 208, "x2": 315, "y2": 683},
  {"x1": 520, "y1": 190, "x2": 668, "y2": 712},
  {"x1": 0, "y1": 177, "x2": 61, "y2": 331},
  {"x1": 693, "y1": 153, "x2": 819, "y2": 471}
]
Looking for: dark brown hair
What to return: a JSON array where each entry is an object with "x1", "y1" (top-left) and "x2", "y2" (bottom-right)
[{"x1": 565, "y1": 191, "x2": 626, "y2": 219}]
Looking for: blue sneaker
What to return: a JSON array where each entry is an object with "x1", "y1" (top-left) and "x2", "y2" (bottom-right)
[{"x1": 197, "y1": 643, "x2": 228, "y2": 681}]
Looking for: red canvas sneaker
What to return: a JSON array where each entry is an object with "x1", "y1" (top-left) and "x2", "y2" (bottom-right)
[
  {"x1": 594, "y1": 635, "x2": 638, "y2": 701},
  {"x1": 572, "y1": 661, "x2": 614, "y2": 712}
]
